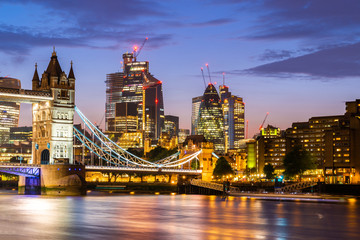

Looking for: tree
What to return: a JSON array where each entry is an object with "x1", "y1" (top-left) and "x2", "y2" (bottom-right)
[
  {"x1": 127, "y1": 148, "x2": 144, "y2": 158},
  {"x1": 213, "y1": 157, "x2": 234, "y2": 179},
  {"x1": 283, "y1": 146, "x2": 316, "y2": 181},
  {"x1": 263, "y1": 164, "x2": 275, "y2": 179},
  {"x1": 147, "y1": 146, "x2": 178, "y2": 162},
  {"x1": 191, "y1": 159, "x2": 200, "y2": 170}
]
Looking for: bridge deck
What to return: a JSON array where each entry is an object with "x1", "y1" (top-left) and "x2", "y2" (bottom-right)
[
  {"x1": 86, "y1": 165, "x2": 202, "y2": 174},
  {"x1": 0, "y1": 163, "x2": 201, "y2": 175},
  {"x1": 0, "y1": 87, "x2": 53, "y2": 103}
]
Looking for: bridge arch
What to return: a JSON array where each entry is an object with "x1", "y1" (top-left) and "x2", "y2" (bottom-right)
[{"x1": 41, "y1": 149, "x2": 50, "y2": 164}]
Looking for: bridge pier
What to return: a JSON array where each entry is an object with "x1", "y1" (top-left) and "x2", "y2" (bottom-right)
[
  {"x1": 18, "y1": 176, "x2": 41, "y2": 195},
  {"x1": 18, "y1": 165, "x2": 86, "y2": 195},
  {"x1": 40, "y1": 165, "x2": 86, "y2": 195}
]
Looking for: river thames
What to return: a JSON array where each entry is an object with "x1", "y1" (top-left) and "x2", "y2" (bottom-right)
[{"x1": 0, "y1": 192, "x2": 359, "y2": 239}]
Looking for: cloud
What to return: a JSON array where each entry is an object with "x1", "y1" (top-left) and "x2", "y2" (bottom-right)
[
  {"x1": 0, "y1": 0, "x2": 174, "y2": 54},
  {"x1": 245, "y1": 42, "x2": 360, "y2": 78},
  {"x1": 217, "y1": 0, "x2": 360, "y2": 42},
  {"x1": 259, "y1": 50, "x2": 296, "y2": 61},
  {"x1": 192, "y1": 18, "x2": 235, "y2": 27}
]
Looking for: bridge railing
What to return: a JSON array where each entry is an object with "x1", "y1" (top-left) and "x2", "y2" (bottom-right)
[
  {"x1": 0, "y1": 163, "x2": 41, "y2": 168},
  {"x1": 280, "y1": 181, "x2": 317, "y2": 193},
  {"x1": 190, "y1": 179, "x2": 241, "y2": 193},
  {"x1": 85, "y1": 165, "x2": 202, "y2": 174}
]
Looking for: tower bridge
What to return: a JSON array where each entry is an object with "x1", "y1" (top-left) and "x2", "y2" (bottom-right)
[{"x1": 0, "y1": 50, "x2": 214, "y2": 195}]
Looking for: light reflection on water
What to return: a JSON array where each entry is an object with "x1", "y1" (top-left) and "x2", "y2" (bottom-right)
[{"x1": 0, "y1": 193, "x2": 359, "y2": 239}]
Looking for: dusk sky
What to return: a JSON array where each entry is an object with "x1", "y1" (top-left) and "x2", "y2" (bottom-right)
[{"x1": 1, "y1": 0, "x2": 360, "y2": 137}]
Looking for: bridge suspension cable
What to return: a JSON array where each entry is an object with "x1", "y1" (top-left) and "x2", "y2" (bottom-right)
[{"x1": 74, "y1": 106, "x2": 201, "y2": 168}]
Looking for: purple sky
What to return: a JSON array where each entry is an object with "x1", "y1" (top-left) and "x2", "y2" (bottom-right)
[{"x1": 1, "y1": 0, "x2": 360, "y2": 137}]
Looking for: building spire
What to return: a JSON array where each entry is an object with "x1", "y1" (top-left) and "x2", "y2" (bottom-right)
[
  {"x1": 52, "y1": 46, "x2": 56, "y2": 57},
  {"x1": 32, "y1": 62, "x2": 40, "y2": 86},
  {"x1": 68, "y1": 60, "x2": 75, "y2": 79}
]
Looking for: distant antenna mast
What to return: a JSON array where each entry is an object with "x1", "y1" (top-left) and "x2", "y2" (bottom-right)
[
  {"x1": 246, "y1": 120, "x2": 249, "y2": 139},
  {"x1": 205, "y1": 63, "x2": 212, "y2": 83},
  {"x1": 200, "y1": 67, "x2": 207, "y2": 88},
  {"x1": 222, "y1": 72, "x2": 225, "y2": 86}
]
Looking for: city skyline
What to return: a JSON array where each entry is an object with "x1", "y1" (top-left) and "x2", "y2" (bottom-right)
[{"x1": 1, "y1": 1, "x2": 360, "y2": 137}]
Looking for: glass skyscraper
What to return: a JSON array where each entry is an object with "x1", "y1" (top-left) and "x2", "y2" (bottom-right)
[
  {"x1": 105, "y1": 52, "x2": 164, "y2": 144},
  {"x1": 220, "y1": 85, "x2": 245, "y2": 150},
  {"x1": 0, "y1": 77, "x2": 21, "y2": 144},
  {"x1": 197, "y1": 83, "x2": 225, "y2": 153},
  {"x1": 191, "y1": 96, "x2": 202, "y2": 135}
]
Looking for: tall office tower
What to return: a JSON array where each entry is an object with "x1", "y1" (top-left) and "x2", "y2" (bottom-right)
[
  {"x1": 163, "y1": 115, "x2": 179, "y2": 139},
  {"x1": 105, "y1": 72, "x2": 124, "y2": 131},
  {"x1": 0, "y1": 77, "x2": 21, "y2": 144},
  {"x1": 191, "y1": 96, "x2": 203, "y2": 135},
  {"x1": 197, "y1": 83, "x2": 225, "y2": 153},
  {"x1": 105, "y1": 52, "x2": 164, "y2": 142},
  {"x1": 219, "y1": 85, "x2": 245, "y2": 151}
]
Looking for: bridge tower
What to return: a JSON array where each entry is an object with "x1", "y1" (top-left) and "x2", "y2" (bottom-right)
[
  {"x1": 179, "y1": 137, "x2": 216, "y2": 181},
  {"x1": 199, "y1": 142, "x2": 216, "y2": 181},
  {"x1": 31, "y1": 49, "x2": 75, "y2": 165}
]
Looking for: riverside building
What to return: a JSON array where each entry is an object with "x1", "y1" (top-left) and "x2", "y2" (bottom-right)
[{"x1": 254, "y1": 100, "x2": 360, "y2": 184}]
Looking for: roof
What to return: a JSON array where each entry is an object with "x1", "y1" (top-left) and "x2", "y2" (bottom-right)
[
  {"x1": 68, "y1": 61, "x2": 75, "y2": 79},
  {"x1": 32, "y1": 63, "x2": 40, "y2": 82},
  {"x1": 45, "y1": 50, "x2": 63, "y2": 78}
]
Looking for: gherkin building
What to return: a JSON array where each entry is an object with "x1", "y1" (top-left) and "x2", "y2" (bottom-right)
[{"x1": 197, "y1": 83, "x2": 225, "y2": 153}]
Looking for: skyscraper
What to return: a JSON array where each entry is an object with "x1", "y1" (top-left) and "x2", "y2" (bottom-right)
[
  {"x1": 191, "y1": 96, "x2": 202, "y2": 135},
  {"x1": 197, "y1": 83, "x2": 225, "y2": 153},
  {"x1": 220, "y1": 85, "x2": 245, "y2": 151},
  {"x1": 105, "y1": 52, "x2": 164, "y2": 144},
  {"x1": 163, "y1": 115, "x2": 179, "y2": 139},
  {"x1": 105, "y1": 72, "x2": 124, "y2": 131},
  {"x1": 0, "y1": 77, "x2": 21, "y2": 144}
]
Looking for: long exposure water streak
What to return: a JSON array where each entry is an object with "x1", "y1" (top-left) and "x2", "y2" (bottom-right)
[{"x1": 0, "y1": 192, "x2": 359, "y2": 239}]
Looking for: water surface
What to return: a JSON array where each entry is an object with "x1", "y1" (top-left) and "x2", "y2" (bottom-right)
[{"x1": 0, "y1": 192, "x2": 359, "y2": 239}]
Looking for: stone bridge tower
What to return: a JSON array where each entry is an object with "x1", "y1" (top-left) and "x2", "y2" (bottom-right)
[
  {"x1": 31, "y1": 49, "x2": 75, "y2": 165},
  {"x1": 179, "y1": 136, "x2": 217, "y2": 181}
]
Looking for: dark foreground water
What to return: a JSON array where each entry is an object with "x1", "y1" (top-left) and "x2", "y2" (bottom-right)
[{"x1": 0, "y1": 192, "x2": 359, "y2": 240}]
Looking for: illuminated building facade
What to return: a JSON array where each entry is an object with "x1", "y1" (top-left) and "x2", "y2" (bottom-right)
[
  {"x1": 9, "y1": 126, "x2": 32, "y2": 144},
  {"x1": 105, "y1": 52, "x2": 164, "y2": 144},
  {"x1": 105, "y1": 72, "x2": 124, "y2": 131},
  {"x1": 219, "y1": 85, "x2": 245, "y2": 151},
  {"x1": 197, "y1": 84, "x2": 225, "y2": 153},
  {"x1": 0, "y1": 77, "x2": 21, "y2": 144},
  {"x1": 178, "y1": 129, "x2": 189, "y2": 144},
  {"x1": 0, "y1": 142, "x2": 31, "y2": 163},
  {"x1": 31, "y1": 49, "x2": 75, "y2": 164},
  {"x1": 251, "y1": 100, "x2": 360, "y2": 183},
  {"x1": 191, "y1": 96, "x2": 202, "y2": 135},
  {"x1": 163, "y1": 115, "x2": 179, "y2": 139},
  {"x1": 257, "y1": 125, "x2": 288, "y2": 173}
]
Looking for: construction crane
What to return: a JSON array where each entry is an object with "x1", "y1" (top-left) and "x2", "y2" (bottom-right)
[
  {"x1": 259, "y1": 112, "x2": 269, "y2": 130},
  {"x1": 200, "y1": 67, "x2": 207, "y2": 88},
  {"x1": 133, "y1": 37, "x2": 148, "y2": 61},
  {"x1": 205, "y1": 63, "x2": 212, "y2": 83}
]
